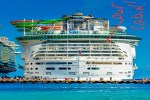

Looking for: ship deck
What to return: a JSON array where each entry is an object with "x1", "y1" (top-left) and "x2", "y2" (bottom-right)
[{"x1": 16, "y1": 34, "x2": 141, "y2": 41}]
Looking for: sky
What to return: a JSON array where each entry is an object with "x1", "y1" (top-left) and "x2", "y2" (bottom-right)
[{"x1": 0, "y1": 0, "x2": 149, "y2": 78}]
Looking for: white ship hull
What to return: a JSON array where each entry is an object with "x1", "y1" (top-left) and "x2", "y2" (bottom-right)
[{"x1": 23, "y1": 40, "x2": 139, "y2": 81}]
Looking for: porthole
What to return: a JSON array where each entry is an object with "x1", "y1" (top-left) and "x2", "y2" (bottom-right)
[
  {"x1": 35, "y1": 68, "x2": 38, "y2": 70},
  {"x1": 46, "y1": 67, "x2": 55, "y2": 70}
]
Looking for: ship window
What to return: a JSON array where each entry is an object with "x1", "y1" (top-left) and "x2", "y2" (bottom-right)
[
  {"x1": 102, "y1": 51, "x2": 111, "y2": 53},
  {"x1": 46, "y1": 67, "x2": 55, "y2": 70},
  {"x1": 87, "y1": 67, "x2": 90, "y2": 70},
  {"x1": 68, "y1": 62, "x2": 72, "y2": 64},
  {"x1": 36, "y1": 62, "x2": 45, "y2": 65},
  {"x1": 68, "y1": 67, "x2": 71, "y2": 70},
  {"x1": 89, "y1": 62, "x2": 112, "y2": 65},
  {"x1": 35, "y1": 68, "x2": 38, "y2": 70},
  {"x1": 30, "y1": 68, "x2": 33, "y2": 70},
  {"x1": 34, "y1": 58, "x2": 39, "y2": 60},
  {"x1": 46, "y1": 62, "x2": 67, "y2": 64},
  {"x1": 107, "y1": 72, "x2": 112, "y2": 75},
  {"x1": 83, "y1": 72, "x2": 89, "y2": 75},
  {"x1": 103, "y1": 54, "x2": 111, "y2": 56},
  {"x1": 59, "y1": 67, "x2": 67, "y2": 70},
  {"x1": 119, "y1": 58, "x2": 124, "y2": 60},
  {"x1": 46, "y1": 72, "x2": 51, "y2": 75},
  {"x1": 27, "y1": 68, "x2": 29, "y2": 70},
  {"x1": 91, "y1": 67, "x2": 100, "y2": 70},
  {"x1": 112, "y1": 51, "x2": 119, "y2": 53},
  {"x1": 27, "y1": 72, "x2": 30, "y2": 74},
  {"x1": 39, "y1": 48, "x2": 46, "y2": 50},
  {"x1": 25, "y1": 63, "x2": 29, "y2": 65},
  {"x1": 35, "y1": 72, "x2": 39, "y2": 74},
  {"x1": 86, "y1": 61, "x2": 91, "y2": 64},
  {"x1": 127, "y1": 75, "x2": 131, "y2": 77},
  {"x1": 128, "y1": 71, "x2": 131, "y2": 73},
  {"x1": 119, "y1": 72, "x2": 123, "y2": 74},
  {"x1": 87, "y1": 67, "x2": 99, "y2": 70},
  {"x1": 113, "y1": 62, "x2": 122, "y2": 65},
  {"x1": 123, "y1": 51, "x2": 127, "y2": 53},
  {"x1": 69, "y1": 72, "x2": 76, "y2": 75}
]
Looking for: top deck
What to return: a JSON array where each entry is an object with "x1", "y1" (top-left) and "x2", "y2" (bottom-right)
[{"x1": 11, "y1": 12, "x2": 128, "y2": 36}]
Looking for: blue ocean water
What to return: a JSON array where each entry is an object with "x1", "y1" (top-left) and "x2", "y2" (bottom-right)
[{"x1": 0, "y1": 83, "x2": 150, "y2": 100}]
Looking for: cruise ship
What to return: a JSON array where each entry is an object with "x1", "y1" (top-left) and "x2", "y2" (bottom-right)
[
  {"x1": 11, "y1": 12, "x2": 142, "y2": 80},
  {"x1": 0, "y1": 36, "x2": 19, "y2": 75}
]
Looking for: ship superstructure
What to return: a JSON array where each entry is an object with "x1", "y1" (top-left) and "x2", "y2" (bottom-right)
[
  {"x1": 0, "y1": 37, "x2": 19, "y2": 75},
  {"x1": 11, "y1": 12, "x2": 141, "y2": 80}
]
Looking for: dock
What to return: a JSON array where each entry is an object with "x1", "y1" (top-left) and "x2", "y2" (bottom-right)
[{"x1": 0, "y1": 78, "x2": 150, "y2": 84}]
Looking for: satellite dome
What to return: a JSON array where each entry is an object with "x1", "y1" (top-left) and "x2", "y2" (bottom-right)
[{"x1": 118, "y1": 26, "x2": 127, "y2": 31}]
